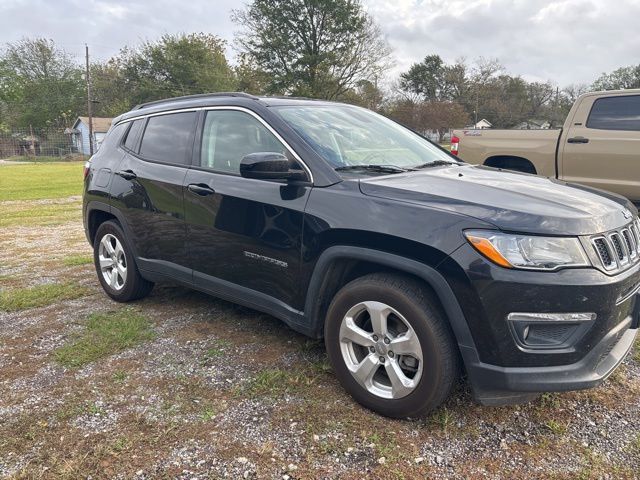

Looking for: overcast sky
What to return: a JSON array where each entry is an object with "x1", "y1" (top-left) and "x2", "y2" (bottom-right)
[{"x1": 1, "y1": 0, "x2": 639, "y2": 87}]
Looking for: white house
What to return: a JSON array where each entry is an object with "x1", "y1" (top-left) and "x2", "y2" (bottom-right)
[
  {"x1": 465, "y1": 118, "x2": 493, "y2": 129},
  {"x1": 68, "y1": 117, "x2": 113, "y2": 155}
]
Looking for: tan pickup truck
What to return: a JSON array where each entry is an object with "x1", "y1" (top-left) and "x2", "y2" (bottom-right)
[{"x1": 451, "y1": 89, "x2": 640, "y2": 202}]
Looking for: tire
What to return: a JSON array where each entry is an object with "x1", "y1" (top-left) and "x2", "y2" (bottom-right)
[
  {"x1": 324, "y1": 273, "x2": 460, "y2": 418},
  {"x1": 93, "y1": 220, "x2": 153, "y2": 302}
]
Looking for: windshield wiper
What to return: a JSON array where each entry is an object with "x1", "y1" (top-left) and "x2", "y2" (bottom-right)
[
  {"x1": 411, "y1": 160, "x2": 461, "y2": 170},
  {"x1": 334, "y1": 164, "x2": 408, "y2": 173}
]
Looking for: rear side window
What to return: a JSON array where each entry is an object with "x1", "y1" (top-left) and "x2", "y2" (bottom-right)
[
  {"x1": 586, "y1": 95, "x2": 640, "y2": 131},
  {"x1": 123, "y1": 119, "x2": 144, "y2": 152},
  {"x1": 99, "y1": 122, "x2": 127, "y2": 151},
  {"x1": 139, "y1": 111, "x2": 198, "y2": 164}
]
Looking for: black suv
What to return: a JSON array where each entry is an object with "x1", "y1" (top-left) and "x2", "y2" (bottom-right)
[{"x1": 83, "y1": 92, "x2": 639, "y2": 418}]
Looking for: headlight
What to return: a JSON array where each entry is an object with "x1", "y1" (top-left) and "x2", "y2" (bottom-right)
[{"x1": 464, "y1": 230, "x2": 590, "y2": 271}]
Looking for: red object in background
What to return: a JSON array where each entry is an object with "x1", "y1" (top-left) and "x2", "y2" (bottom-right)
[{"x1": 450, "y1": 136, "x2": 459, "y2": 156}]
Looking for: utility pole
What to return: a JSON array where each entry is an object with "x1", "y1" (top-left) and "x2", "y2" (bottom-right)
[{"x1": 85, "y1": 44, "x2": 94, "y2": 156}]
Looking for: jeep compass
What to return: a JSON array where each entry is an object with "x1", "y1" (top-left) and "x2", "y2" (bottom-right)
[{"x1": 83, "y1": 93, "x2": 639, "y2": 418}]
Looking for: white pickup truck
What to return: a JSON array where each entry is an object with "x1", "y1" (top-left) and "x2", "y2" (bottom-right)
[{"x1": 452, "y1": 89, "x2": 640, "y2": 202}]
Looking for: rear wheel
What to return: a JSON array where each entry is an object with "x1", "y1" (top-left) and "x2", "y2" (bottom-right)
[
  {"x1": 93, "y1": 220, "x2": 153, "y2": 302},
  {"x1": 324, "y1": 273, "x2": 460, "y2": 418}
]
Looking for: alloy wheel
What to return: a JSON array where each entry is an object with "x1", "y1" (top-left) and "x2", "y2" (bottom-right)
[{"x1": 339, "y1": 301, "x2": 423, "y2": 399}]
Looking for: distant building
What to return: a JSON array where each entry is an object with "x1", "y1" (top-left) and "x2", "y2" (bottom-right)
[
  {"x1": 465, "y1": 118, "x2": 493, "y2": 129},
  {"x1": 67, "y1": 117, "x2": 113, "y2": 155},
  {"x1": 512, "y1": 120, "x2": 552, "y2": 130}
]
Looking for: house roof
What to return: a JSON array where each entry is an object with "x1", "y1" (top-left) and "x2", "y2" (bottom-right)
[{"x1": 73, "y1": 116, "x2": 113, "y2": 133}]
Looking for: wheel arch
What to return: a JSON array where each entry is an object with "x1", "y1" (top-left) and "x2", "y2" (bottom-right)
[
  {"x1": 304, "y1": 246, "x2": 478, "y2": 361},
  {"x1": 484, "y1": 155, "x2": 537, "y2": 174},
  {"x1": 85, "y1": 202, "x2": 138, "y2": 256}
]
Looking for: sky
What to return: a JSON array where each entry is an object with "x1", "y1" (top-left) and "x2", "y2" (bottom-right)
[{"x1": 1, "y1": 0, "x2": 639, "y2": 88}]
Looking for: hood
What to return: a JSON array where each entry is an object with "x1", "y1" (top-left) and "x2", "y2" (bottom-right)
[{"x1": 358, "y1": 165, "x2": 636, "y2": 236}]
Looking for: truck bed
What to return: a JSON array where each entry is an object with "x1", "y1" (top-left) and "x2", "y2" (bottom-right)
[{"x1": 453, "y1": 128, "x2": 561, "y2": 177}]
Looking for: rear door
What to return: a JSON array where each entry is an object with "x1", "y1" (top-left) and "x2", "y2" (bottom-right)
[
  {"x1": 560, "y1": 94, "x2": 640, "y2": 201},
  {"x1": 110, "y1": 111, "x2": 198, "y2": 281},
  {"x1": 183, "y1": 108, "x2": 311, "y2": 307}
]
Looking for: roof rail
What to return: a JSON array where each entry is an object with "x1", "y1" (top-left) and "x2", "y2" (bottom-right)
[{"x1": 133, "y1": 92, "x2": 259, "y2": 110}]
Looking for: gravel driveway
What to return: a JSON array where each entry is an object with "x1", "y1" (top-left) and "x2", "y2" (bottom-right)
[{"x1": 1, "y1": 197, "x2": 639, "y2": 479}]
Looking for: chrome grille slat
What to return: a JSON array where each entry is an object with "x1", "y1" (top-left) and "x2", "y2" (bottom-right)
[
  {"x1": 591, "y1": 220, "x2": 640, "y2": 272},
  {"x1": 622, "y1": 229, "x2": 636, "y2": 259}
]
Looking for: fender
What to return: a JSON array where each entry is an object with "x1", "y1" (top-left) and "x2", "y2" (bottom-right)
[{"x1": 303, "y1": 246, "x2": 478, "y2": 353}]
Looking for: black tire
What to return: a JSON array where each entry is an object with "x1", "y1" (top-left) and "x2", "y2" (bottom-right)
[
  {"x1": 324, "y1": 273, "x2": 460, "y2": 418},
  {"x1": 93, "y1": 220, "x2": 153, "y2": 302}
]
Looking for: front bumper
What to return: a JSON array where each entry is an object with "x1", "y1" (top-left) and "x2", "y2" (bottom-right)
[
  {"x1": 463, "y1": 315, "x2": 637, "y2": 405},
  {"x1": 442, "y1": 242, "x2": 640, "y2": 405}
]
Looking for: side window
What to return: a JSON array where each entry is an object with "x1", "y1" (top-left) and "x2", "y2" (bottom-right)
[
  {"x1": 200, "y1": 110, "x2": 289, "y2": 174},
  {"x1": 586, "y1": 95, "x2": 640, "y2": 131},
  {"x1": 139, "y1": 111, "x2": 198, "y2": 164},
  {"x1": 123, "y1": 119, "x2": 144, "y2": 152},
  {"x1": 99, "y1": 122, "x2": 127, "y2": 151}
]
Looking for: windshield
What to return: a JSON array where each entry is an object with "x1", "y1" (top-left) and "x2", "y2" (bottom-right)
[{"x1": 273, "y1": 104, "x2": 456, "y2": 170}]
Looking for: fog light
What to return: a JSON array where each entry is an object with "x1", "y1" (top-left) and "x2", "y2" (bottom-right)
[{"x1": 507, "y1": 312, "x2": 596, "y2": 350}]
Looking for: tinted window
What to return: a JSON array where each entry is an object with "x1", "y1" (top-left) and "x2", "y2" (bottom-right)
[
  {"x1": 200, "y1": 110, "x2": 288, "y2": 174},
  {"x1": 100, "y1": 122, "x2": 127, "y2": 151},
  {"x1": 139, "y1": 112, "x2": 198, "y2": 164},
  {"x1": 586, "y1": 95, "x2": 640, "y2": 131},
  {"x1": 123, "y1": 119, "x2": 144, "y2": 152}
]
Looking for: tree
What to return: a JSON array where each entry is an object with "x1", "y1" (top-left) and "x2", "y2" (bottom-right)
[
  {"x1": 592, "y1": 65, "x2": 640, "y2": 91},
  {"x1": 234, "y1": 53, "x2": 270, "y2": 95},
  {"x1": 232, "y1": 0, "x2": 391, "y2": 99},
  {"x1": 115, "y1": 33, "x2": 236, "y2": 106},
  {"x1": 340, "y1": 79, "x2": 385, "y2": 110},
  {"x1": 386, "y1": 99, "x2": 468, "y2": 142},
  {"x1": 0, "y1": 38, "x2": 84, "y2": 129},
  {"x1": 420, "y1": 101, "x2": 469, "y2": 142},
  {"x1": 90, "y1": 58, "x2": 132, "y2": 117},
  {"x1": 399, "y1": 54, "x2": 446, "y2": 101}
]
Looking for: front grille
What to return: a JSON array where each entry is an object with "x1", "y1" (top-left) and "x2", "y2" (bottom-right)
[
  {"x1": 622, "y1": 229, "x2": 636, "y2": 259},
  {"x1": 610, "y1": 233, "x2": 626, "y2": 263},
  {"x1": 591, "y1": 219, "x2": 640, "y2": 273}
]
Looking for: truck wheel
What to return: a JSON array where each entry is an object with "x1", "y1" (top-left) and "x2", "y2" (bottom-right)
[
  {"x1": 93, "y1": 220, "x2": 154, "y2": 302},
  {"x1": 324, "y1": 273, "x2": 460, "y2": 418}
]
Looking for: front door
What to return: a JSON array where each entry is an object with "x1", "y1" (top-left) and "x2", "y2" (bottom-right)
[
  {"x1": 184, "y1": 109, "x2": 312, "y2": 307},
  {"x1": 560, "y1": 93, "x2": 640, "y2": 202}
]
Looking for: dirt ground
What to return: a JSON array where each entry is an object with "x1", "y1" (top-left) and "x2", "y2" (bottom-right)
[{"x1": 1, "y1": 196, "x2": 639, "y2": 479}]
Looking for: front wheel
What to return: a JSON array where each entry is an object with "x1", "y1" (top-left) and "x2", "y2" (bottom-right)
[
  {"x1": 93, "y1": 220, "x2": 153, "y2": 302},
  {"x1": 324, "y1": 273, "x2": 460, "y2": 418}
]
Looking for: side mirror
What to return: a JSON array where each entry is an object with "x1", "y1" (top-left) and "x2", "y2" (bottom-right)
[{"x1": 239, "y1": 152, "x2": 307, "y2": 181}]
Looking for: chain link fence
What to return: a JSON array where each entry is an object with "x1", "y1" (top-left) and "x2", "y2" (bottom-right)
[{"x1": 0, "y1": 128, "x2": 88, "y2": 160}]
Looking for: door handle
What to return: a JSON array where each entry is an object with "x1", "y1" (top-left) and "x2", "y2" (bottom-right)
[
  {"x1": 187, "y1": 183, "x2": 215, "y2": 196},
  {"x1": 567, "y1": 136, "x2": 589, "y2": 144},
  {"x1": 115, "y1": 169, "x2": 137, "y2": 180}
]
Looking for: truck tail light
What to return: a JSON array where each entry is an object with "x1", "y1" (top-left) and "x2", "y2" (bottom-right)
[
  {"x1": 450, "y1": 136, "x2": 460, "y2": 156},
  {"x1": 83, "y1": 161, "x2": 91, "y2": 179}
]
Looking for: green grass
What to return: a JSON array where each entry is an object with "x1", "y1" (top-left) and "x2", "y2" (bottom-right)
[
  {"x1": 203, "y1": 338, "x2": 232, "y2": 360},
  {"x1": 0, "y1": 161, "x2": 84, "y2": 200},
  {"x1": 63, "y1": 254, "x2": 93, "y2": 266},
  {"x1": 0, "y1": 282, "x2": 90, "y2": 312},
  {"x1": 54, "y1": 308, "x2": 155, "y2": 368},
  {"x1": 244, "y1": 368, "x2": 320, "y2": 397},
  {"x1": 0, "y1": 200, "x2": 81, "y2": 227}
]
